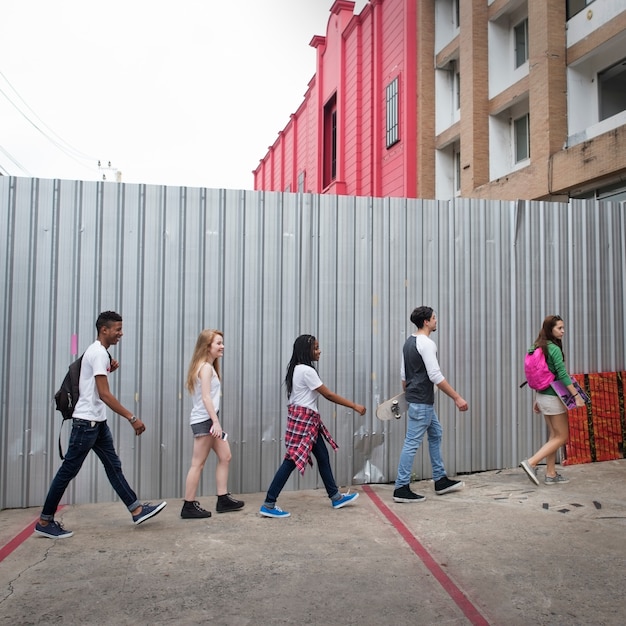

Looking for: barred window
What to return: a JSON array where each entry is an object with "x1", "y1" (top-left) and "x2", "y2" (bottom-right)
[{"x1": 386, "y1": 77, "x2": 400, "y2": 148}]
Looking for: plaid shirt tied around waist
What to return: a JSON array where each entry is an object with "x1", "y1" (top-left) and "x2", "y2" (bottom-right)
[{"x1": 284, "y1": 404, "x2": 338, "y2": 475}]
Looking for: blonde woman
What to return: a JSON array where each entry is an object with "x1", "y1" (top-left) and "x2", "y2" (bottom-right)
[{"x1": 181, "y1": 329, "x2": 244, "y2": 518}]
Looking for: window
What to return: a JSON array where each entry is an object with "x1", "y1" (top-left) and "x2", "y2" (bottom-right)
[
  {"x1": 514, "y1": 113, "x2": 530, "y2": 162},
  {"x1": 514, "y1": 18, "x2": 528, "y2": 69},
  {"x1": 323, "y1": 94, "x2": 337, "y2": 188},
  {"x1": 454, "y1": 148, "x2": 461, "y2": 193},
  {"x1": 566, "y1": 0, "x2": 595, "y2": 20},
  {"x1": 598, "y1": 58, "x2": 626, "y2": 122},
  {"x1": 297, "y1": 171, "x2": 306, "y2": 192},
  {"x1": 435, "y1": 0, "x2": 461, "y2": 48},
  {"x1": 434, "y1": 60, "x2": 459, "y2": 133},
  {"x1": 488, "y1": 7, "x2": 530, "y2": 95},
  {"x1": 490, "y1": 100, "x2": 530, "y2": 179},
  {"x1": 572, "y1": 181, "x2": 626, "y2": 203},
  {"x1": 597, "y1": 181, "x2": 626, "y2": 203},
  {"x1": 386, "y1": 77, "x2": 400, "y2": 148}
]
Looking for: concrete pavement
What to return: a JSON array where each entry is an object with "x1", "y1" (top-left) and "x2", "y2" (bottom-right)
[{"x1": 1, "y1": 459, "x2": 625, "y2": 625}]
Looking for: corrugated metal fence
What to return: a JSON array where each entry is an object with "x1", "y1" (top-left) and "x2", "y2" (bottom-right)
[{"x1": 1, "y1": 176, "x2": 624, "y2": 509}]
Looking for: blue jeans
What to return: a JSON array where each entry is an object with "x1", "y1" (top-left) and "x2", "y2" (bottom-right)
[
  {"x1": 41, "y1": 419, "x2": 141, "y2": 520},
  {"x1": 264, "y1": 436, "x2": 339, "y2": 504},
  {"x1": 395, "y1": 403, "x2": 446, "y2": 487}
]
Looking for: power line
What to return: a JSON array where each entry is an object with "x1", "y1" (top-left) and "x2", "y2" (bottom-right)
[
  {"x1": 0, "y1": 69, "x2": 99, "y2": 163},
  {"x1": 0, "y1": 69, "x2": 111, "y2": 177},
  {"x1": 0, "y1": 143, "x2": 31, "y2": 176},
  {"x1": 0, "y1": 84, "x2": 98, "y2": 173}
]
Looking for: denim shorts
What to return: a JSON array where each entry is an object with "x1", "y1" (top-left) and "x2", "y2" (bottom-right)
[
  {"x1": 191, "y1": 418, "x2": 213, "y2": 437},
  {"x1": 536, "y1": 393, "x2": 566, "y2": 415}
]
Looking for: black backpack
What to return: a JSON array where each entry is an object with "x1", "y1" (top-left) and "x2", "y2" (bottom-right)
[
  {"x1": 54, "y1": 355, "x2": 84, "y2": 459},
  {"x1": 54, "y1": 355, "x2": 84, "y2": 421}
]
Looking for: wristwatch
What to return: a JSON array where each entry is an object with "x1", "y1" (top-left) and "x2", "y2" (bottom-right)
[{"x1": 129, "y1": 415, "x2": 138, "y2": 424}]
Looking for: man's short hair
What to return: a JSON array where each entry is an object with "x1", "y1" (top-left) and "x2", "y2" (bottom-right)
[
  {"x1": 410, "y1": 306, "x2": 434, "y2": 329},
  {"x1": 96, "y1": 310, "x2": 123, "y2": 332}
]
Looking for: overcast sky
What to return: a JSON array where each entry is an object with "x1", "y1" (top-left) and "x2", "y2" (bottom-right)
[{"x1": 0, "y1": 0, "x2": 367, "y2": 190}]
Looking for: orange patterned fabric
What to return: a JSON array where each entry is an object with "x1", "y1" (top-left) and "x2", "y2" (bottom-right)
[{"x1": 563, "y1": 372, "x2": 626, "y2": 465}]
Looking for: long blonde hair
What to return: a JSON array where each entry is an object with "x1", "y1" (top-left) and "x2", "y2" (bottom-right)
[{"x1": 185, "y1": 329, "x2": 223, "y2": 395}]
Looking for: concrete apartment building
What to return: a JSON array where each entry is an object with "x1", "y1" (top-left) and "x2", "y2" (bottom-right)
[
  {"x1": 431, "y1": 0, "x2": 626, "y2": 202},
  {"x1": 253, "y1": 0, "x2": 626, "y2": 202}
]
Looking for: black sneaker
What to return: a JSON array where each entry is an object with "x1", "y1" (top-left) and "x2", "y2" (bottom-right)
[
  {"x1": 434, "y1": 476, "x2": 464, "y2": 495},
  {"x1": 216, "y1": 493, "x2": 245, "y2": 513},
  {"x1": 393, "y1": 484, "x2": 426, "y2": 503},
  {"x1": 181, "y1": 500, "x2": 212, "y2": 519}
]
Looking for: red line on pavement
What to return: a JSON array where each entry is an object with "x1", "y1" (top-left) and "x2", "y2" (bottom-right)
[
  {"x1": 0, "y1": 506, "x2": 65, "y2": 563},
  {"x1": 362, "y1": 485, "x2": 490, "y2": 626}
]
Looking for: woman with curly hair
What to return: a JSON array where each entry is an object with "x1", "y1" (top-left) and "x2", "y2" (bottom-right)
[{"x1": 259, "y1": 334, "x2": 366, "y2": 518}]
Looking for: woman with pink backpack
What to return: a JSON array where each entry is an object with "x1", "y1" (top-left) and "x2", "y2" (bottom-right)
[{"x1": 519, "y1": 315, "x2": 586, "y2": 486}]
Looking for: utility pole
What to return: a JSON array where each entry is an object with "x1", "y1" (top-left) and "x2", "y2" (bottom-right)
[{"x1": 97, "y1": 160, "x2": 122, "y2": 182}]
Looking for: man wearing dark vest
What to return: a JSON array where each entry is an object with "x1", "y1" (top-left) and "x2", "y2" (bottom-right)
[{"x1": 393, "y1": 306, "x2": 469, "y2": 503}]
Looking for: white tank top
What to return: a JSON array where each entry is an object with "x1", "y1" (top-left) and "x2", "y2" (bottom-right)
[{"x1": 189, "y1": 364, "x2": 220, "y2": 425}]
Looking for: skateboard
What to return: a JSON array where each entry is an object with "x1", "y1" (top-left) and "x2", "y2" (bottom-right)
[{"x1": 376, "y1": 392, "x2": 408, "y2": 420}]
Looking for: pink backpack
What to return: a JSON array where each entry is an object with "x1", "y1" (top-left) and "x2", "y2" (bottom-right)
[{"x1": 523, "y1": 347, "x2": 555, "y2": 391}]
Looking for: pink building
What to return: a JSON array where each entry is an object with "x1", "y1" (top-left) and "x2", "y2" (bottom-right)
[{"x1": 253, "y1": 0, "x2": 418, "y2": 198}]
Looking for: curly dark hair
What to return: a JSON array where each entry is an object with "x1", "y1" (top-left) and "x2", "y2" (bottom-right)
[{"x1": 96, "y1": 311, "x2": 122, "y2": 332}]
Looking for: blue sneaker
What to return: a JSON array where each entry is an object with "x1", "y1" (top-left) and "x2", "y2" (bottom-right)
[
  {"x1": 259, "y1": 504, "x2": 290, "y2": 518},
  {"x1": 34, "y1": 520, "x2": 73, "y2": 539},
  {"x1": 332, "y1": 492, "x2": 359, "y2": 509},
  {"x1": 133, "y1": 501, "x2": 167, "y2": 525}
]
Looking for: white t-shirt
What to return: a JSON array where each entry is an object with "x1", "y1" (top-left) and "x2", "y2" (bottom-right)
[
  {"x1": 288, "y1": 364, "x2": 323, "y2": 412},
  {"x1": 73, "y1": 340, "x2": 112, "y2": 422},
  {"x1": 189, "y1": 363, "x2": 221, "y2": 425}
]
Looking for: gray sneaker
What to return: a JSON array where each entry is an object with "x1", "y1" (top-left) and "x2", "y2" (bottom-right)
[
  {"x1": 544, "y1": 473, "x2": 569, "y2": 485},
  {"x1": 519, "y1": 460, "x2": 539, "y2": 486}
]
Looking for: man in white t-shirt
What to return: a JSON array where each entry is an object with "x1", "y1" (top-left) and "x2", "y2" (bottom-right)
[
  {"x1": 393, "y1": 306, "x2": 469, "y2": 503},
  {"x1": 35, "y1": 311, "x2": 166, "y2": 539}
]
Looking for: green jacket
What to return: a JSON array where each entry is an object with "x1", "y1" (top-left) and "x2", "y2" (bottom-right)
[{"x1": 537, "y1": 341, "x2": 572, "y2": 396}]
